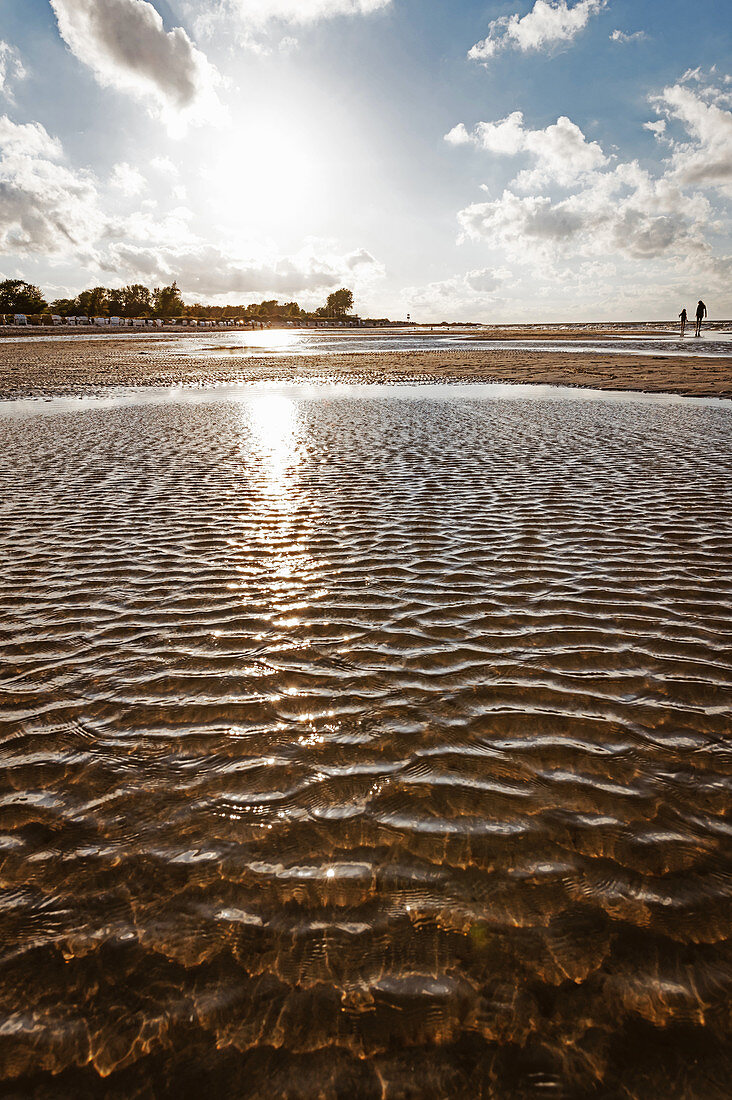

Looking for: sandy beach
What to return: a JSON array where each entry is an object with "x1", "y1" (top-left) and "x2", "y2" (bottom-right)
[{"x1": 0, "y1": 330, "x2": 731, "y2": 399}]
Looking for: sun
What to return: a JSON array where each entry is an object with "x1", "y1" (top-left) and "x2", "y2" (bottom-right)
[{"x1": 208, "y1": 120, "x2": 321, "y2": 239}]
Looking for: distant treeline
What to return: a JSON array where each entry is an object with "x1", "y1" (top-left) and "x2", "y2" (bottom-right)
[{"x1": 0, "y1": 280, "x2": 356, "y2": 321}]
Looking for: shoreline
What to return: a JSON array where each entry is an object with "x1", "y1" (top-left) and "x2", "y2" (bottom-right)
[{"x1": 0, "y1": 334, "x2": 730, "y2": 400}]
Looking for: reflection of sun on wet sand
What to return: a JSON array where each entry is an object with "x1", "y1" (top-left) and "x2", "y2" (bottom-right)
[
  {"x1": 2, "y1": 382, "x2": 731, "y2": 1096},
  {"x1": 0, "y1": 328, "x2": 730, "y2": 399}
]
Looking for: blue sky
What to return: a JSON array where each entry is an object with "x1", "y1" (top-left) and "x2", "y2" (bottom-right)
[{"x1": 0, "y1": 0, "x2": 730, "y2": 319}]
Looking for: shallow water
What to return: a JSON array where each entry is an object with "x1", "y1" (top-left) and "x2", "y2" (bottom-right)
[
  {"x1": 1, "y1": 385, "x2": 731, "y2": 1098},
  {"x1": 4, "y1": 325, "x2": 732, "y2": 359},
  {"x1": 188, "y1": 327, "x2": 732, "y2": 360}
]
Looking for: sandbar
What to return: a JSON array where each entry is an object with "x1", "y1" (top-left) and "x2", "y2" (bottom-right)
[{"x1": 0, "y1": 332, "x2": 730, "y2": 400}]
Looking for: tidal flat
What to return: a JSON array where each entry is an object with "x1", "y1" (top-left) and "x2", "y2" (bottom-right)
[
  {"x1": 1, "y1": 381, "x2": 731, "y2": 1097},
  {"x1": 0, "y1": 326, "x2": 732, "y2": 399}
]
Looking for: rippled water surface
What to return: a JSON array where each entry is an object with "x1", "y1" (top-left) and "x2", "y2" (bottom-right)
[
  {"x1": 1, "y1": 385, "x2": 731, "y2": 1098},
  {"x1": 189, "y1": 327, "x2": 732, "y2": 360},
  {"x1": 6, "y1": 325, "x2": 732, "y2": 360}
]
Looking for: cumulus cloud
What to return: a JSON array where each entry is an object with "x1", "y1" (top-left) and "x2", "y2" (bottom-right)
[
  {"x1": 0, "y1": 109, "x2": 384, "y2": 303},
  {"x1": 400, "y1": 267, "x2": 511, "y2": 319},
  {"x1": 457, "y1": 162, "x2": 707, "y2": 264},
  {"x1": 0, "y1": 115, "x2": 105, "y2": 254},
  {"x1": 191, "y1": 0, "x2": 390, "y2": 27},
  {"x1": 403, "y1": 250, "x2": 731, "y2": 323},
  {"x1": 98, "y1": 239, "x2": 384, "y2": 299},
  {"x1": 461, "y1": 202, "x2": 712, "y2": 300},
  {"x1": 0, "y1": 42, "x2": 26, "y2": 101},
  {"x1": 344, "y1": 247, "x2": 382, "y2": 274},
  {"x1": 150, "y1": 155, "x2": 178, "y2": 176},
  {"x1": 469, "y1": 0, "x2": 606, "y2": 63},
  {"x1": 446, "y1": 111, "x2": 607, "y2": 187},
  {"x1": 185, "y1": 0, "x2": 390, "y2": 46},
  {"x1": 235, "y1": 0, "x2": 390, "y2": 22},
  {"x1": 73, "y1": 182, "x2": 385, "y2": 297},
  {"x1": 652, "y1": 81, "x2": 732, "y2": 195},
  {"x1": 110, "y1": 161, "x2": 146, "y2": 195},
  {"x1": 447, "y1": 78, "x2": 732, "y2": 268},
  {"x1": 49, "y1": 0, "x2": 221, "y2": 131},
  {"x1": 460, "y1": 191, "x2": 583, "y2": 248}
]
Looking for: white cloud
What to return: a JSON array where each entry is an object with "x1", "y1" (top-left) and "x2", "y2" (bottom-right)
[
  {"x1": 448, "y1": 80, "x2": 732, "y2": 268},
  {"x1": 460, "y1": 191, "x2": 584, "y2": 249},
  {"x1": 0, "y1": 42, "x2": 26, "y2": 102},
  {"x1": 0, "y1": 116, "x2": 60, "y2": 160},
  {"x1": 185, "y1": 0, "x2": 390, "y2": 50},
  {"x1": 469, "y1": 0, "x2": 606, "y2": 64},
  {"x1": 193, "y1": 0, "x2": 390, "y2": 27},
  {"x1": 680, "y1": 67, "x2": 703, "y2": 84},
  {"x1": 110, "y1": 161, "x2": 146, "y2": 195},
  {"x1": 446, "y1": 111, "x2": 607, "y2": 187},
  {"x1": 150, "y1": 155, "x2": 179, "y2": 176},
  {"x1": 610, "y1": 29, "x2": 647, "y2": 43},
  {"x1": 49, "y1": 0, "x2": 221, "y2": 132},
  {"x1": 345, "y1": 247, "x2": 382, "y2": 274},
  {"x1": 99, "y1": 239, "x2": 384, "y2": 299},
  {"x1": 402, "y1": 248, "x2": 732, "y2": 323},
  {"x1": 652, "y1": 82, "x2": 732, "y2": 196},
  {"x1": 0, "y1": 115, "x2": 105, "y2": 255},
  {"x1": 249, "y1": 0, "x2": 389, "y2": 22},
  {"x1": 398, "y1": 258, "x2": 698, "y2": 322},
  {"x1": 400, "y1": 267, "x2": 511, "y2": 319},
  {"x1": 457, "y1": 163, "x2": 708, "y2": 264},
  {"x1": 0, "y1": 110, "x2": 384, "y2": 303}
]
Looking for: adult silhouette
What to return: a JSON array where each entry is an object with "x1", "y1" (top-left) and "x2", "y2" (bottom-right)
[
  {"x1": 679, "y1": 308, "x2": 687, "y2": 337},
  {"x1": 695, "y1": 299, "x2": 707, "y2": 337}
]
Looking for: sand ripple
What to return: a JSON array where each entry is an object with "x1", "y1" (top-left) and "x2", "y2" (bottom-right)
[{"x1": 0, "y1": 388, "x2": 731, "y2": 1097}]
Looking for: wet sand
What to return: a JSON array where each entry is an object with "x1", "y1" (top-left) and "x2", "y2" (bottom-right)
[
  {"x1": 2, "y1": 331, "x2": 731, "y2": 1095},
  {"x1": 1, "y1": 385, "x2": 731, "y2": 1097},
  {"x1": 0, "y1": 333, "x2": 731, "y2": 399}
]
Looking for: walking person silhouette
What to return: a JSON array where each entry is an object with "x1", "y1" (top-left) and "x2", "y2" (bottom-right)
[
  {"x1": 679, "y1": 308, "x2": 687, "y2": 337},
  {"x1": 695, "y1": 299, "x2": 707, "y2": 337}
]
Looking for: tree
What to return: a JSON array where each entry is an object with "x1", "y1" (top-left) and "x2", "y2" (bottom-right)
[
  {"x1": 153, "y1": 281, "x2": 184, "y2": 318},
  {"x1": 49, "y1": 298, "x2": 77, "y2": 317},
  {"x1": 77, "y1": 287, "x2": 109, "y2": 317},
  {"x1": 107, "y1": 288, "x2": 125, "y2": 316},
  {"x1": 184, "y1": 301, "x2": 206, "y2": 318},
  {"x1": 121, "y1": 284, "x2": 152, "y2": 318},
  {"x1": 0, "y1": 279, "x2": 47, "y2": 314},
  {"x1": 326, "y1": 288, "x2": 354, "y2": 317}
]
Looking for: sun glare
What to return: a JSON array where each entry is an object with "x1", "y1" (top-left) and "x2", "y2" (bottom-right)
[
  {"x1": 211, "y1": 123, "x2": 320, "y2": 233},
  {"x1": 238, "y1": 330, "x2": 303, "y2": 350},
  {"x1": 246, "y1": 393, "x2": 301, "y2": 506}
]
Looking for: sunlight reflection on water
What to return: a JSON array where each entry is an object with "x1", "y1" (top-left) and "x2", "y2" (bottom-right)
[
  {"x1": 186, "y1": 327, "x2": 732, "y2": 361},
  {"x1": 0, "y1": 384, "x2": 731, "y2": 1097}
]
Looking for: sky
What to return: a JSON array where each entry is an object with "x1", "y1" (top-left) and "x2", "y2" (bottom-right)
[{"x1": 0, "y1": 0, "x2": 730, "y2": 321}]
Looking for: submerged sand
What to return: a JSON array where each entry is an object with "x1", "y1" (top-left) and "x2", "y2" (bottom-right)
[
  {"x1": 2, "y1": 387, "x2": 731, "y2": 1095},
  {"x1": 0, "y1": 332, "x2": 730, "y2": 399}
]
